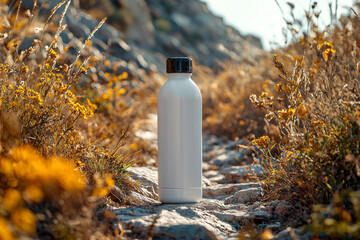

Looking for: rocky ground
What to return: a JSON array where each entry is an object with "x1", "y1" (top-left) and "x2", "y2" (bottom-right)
[{"x1": 106, "y1": 114, "x2": 303, "y2": 240}]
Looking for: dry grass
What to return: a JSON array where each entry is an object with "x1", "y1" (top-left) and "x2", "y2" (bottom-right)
[
  {"x1": 0, "y1": 1, "x2": 136, "y2": 237},
  {"x1": 249, "y1": 1, "x2": 360, "y2": 236},
  {"x1": 0, "y1": 0, "x2": 137, "y2": 182}
]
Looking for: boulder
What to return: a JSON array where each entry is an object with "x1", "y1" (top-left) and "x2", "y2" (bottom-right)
[
  {"x1": 121, "y1": 0, "x2": 155, "y2": 48},
  {"x1": 224, "y1": 187, "x2": 263, "y2": 204},
  {"x1": 209, "y1": 150, "x2": 244, "y2": 166},
  {"x1": 203, "y1": 182, "x2": 260, "y2": 198},
  {"x1": 220, "y1": 164, "x2": 264, "y2": 182}
]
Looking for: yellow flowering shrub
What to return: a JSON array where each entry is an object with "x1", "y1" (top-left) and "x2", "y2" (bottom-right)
[
  {"x1": 249, "y1": 2, "x2": 360, "y2": 232},
  {"x1": 0, "y1": 145, "x2": 121, "y2": 238},
  {"x1": 0, "y1": 0, "x2": 99, "y2": 159},
  {"x1": 0, "y1": 1, "x2": 133, "y2": 238},
  {"x1": 94, "y1": 71, "x2": 128, "y2": 111},
  {"x1": 0, "y1": 146, "x2": 82, "y2": 237},
  {"x1": 0, "y1": 0, "x2": 132, "y2": 175},
  {"x1": 252, "y1": 136, "x2": 270, "y2": 148}
]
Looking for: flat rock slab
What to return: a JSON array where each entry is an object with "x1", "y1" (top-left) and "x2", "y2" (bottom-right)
[{"x1": 111, "y1": 198, "x2": 262, "y2": 239}]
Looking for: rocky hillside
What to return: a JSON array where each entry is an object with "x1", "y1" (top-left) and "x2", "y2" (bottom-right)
[{"x1": 21, "y1": 0, "x2": 263, "y2": 74}]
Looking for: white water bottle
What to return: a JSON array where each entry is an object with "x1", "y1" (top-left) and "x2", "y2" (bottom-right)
[{"x1": 157, "y1": 57, "x2": 202, "y2": 203}]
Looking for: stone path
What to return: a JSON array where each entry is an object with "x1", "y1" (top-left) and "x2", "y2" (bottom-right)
[{"x1": 107, "y1": 115, "x2": 289, "y2": 239}]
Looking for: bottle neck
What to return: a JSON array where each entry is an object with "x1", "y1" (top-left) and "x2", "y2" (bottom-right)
[{"x1": 167, "y1": 73, "x2": 192, "y2": 79}]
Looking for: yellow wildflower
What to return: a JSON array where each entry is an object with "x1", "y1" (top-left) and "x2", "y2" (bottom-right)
[
  {"x1": 324, "y1": 48, "x2": 336, "y2": 61},
  {"x1": 102, "y1": 93, "x2": 110, "y2": 100},
  {"x1": 0, "y1": 158, "x2": 14, "y2": 177},
  {"x1": 19, "y1": 66, "x2": 29, "y2": 73},
  {"x1": 252, "y1": 136, "x2": 270, "y2": 148},
  {"x1": 27, "y1": 88, "x2": 43, "y2": 105},
  {"x1": 3, "y1": 189, "x2": 22, "y2": 211},
  {"x1": 116, "y1": 88, "x2": 126, "y2": 97},
  {"x1": 49, "y1": 48, "x2": 57, "y2": 58},
  {"x1": 106, "y1": 80, "x2": 114, "y2": 88},
  {"x1": 129, "y1": 143, "x2": 138, "y2": 150},
  {"x1": 86, "y1": 98, "x2": 97, "y2": 111},
  {"x1": 275, "y1": 83, "x2": 282, "y2": 91},
  {"x1": 24, "y1": 185, "x2": 44, "y2": 203},
  {"x1": 313, "y1": 120, "x2": 324, "y2": 125},
  {"x1": 92, "y1": 183, "x2": 108, "y2": 197},
  {"x1": 92, "y1": 186, "x2": 109, "y2": 197},
  {"x1": 286, "y1": 151, "x2": 294, "y2": 158},
  {"x1": 104, "y1": 72, "x2": 111, "y2": 78},
  {"x1": 9, "y1": 101, "x2": 18, "y2": 108},
  {"x1": 80, "y1": 66, "x2": 88, "y2": 74},
  {"x1": 77, "y1": 160, "x2": 85, "y2": 167},
  {"x1": 288, "y1": 108, "x2": 295, "y2": 117},
  {"x1": 7, "y1": 41, "x2": 20, "y2": 49},
  {"x1": 278, "y1": 109, "x2": 287, "y2": 118},
  {"x1": 319, "y1": 42, "x2": 336, "y2": 61},
  {"x1": 297, "y1": 104, "x2": 308, "y2": 118},
  {"x1": 356, "y1": 107, "x2": 360, "y2": 117},
  {"x1": 48, "y1": 156, "x2": 86, "y2": 191},
  {"x1": 0, "y1": 218, "x2": 14, "y2": 240},
  {"x1": 58, "y1": 84, "x2": 68, "y2": 94},
  {"x1": 60, "y1": 64, "x2": 69, "y2": 72},
  {"x1": 293, "y1": 55, "x2": 303, "y2": 65},
  {"x1": 260, "y1": 229, "x2": 274, "y2": 240},
  {"x1": 120, "y1": 71, "x2": 128, "y2": 80},
  {"x1": 105, "y1": 176, "x2": 115, "y2": 188},
  {"x1": 11, "y1": 208, "x2": 36, "y2": 234},
  {"x1": 278, "y1": 108, "x2": 295, "y2": 121},
  {"x1": 319, "y1": 41, "x2": 333, "y2": 50},
  {"x1": 9, "y1": 146, "x2": 85, "y2": 192},
  {"x1": 259, "y1": 91, "x2": 269, "y2": 99},
  {"x1": 119, "y1": 101, "x2": 125, "y2": 107}
]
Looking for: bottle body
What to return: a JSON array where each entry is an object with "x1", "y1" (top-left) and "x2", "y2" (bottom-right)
[{"x1": 157, "y1": 73, "x2": 202, "y2": 203}]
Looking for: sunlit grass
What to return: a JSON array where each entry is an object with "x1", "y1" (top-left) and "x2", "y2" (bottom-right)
[
  {"x1": 0, "y1": 1, "x2": 134, "y2": 237},
  {"x1": 250, "y1": 2, "x2": 360, "y2": 237}
]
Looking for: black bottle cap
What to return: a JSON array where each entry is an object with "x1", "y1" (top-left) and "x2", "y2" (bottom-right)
[{"x1": 166, "y1": 57, "x2": 192, "y2": 73}]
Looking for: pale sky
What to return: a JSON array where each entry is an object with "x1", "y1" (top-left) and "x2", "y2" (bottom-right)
[{"x1": 203, "y1": 0, "x2": 355, "y2": 50}]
